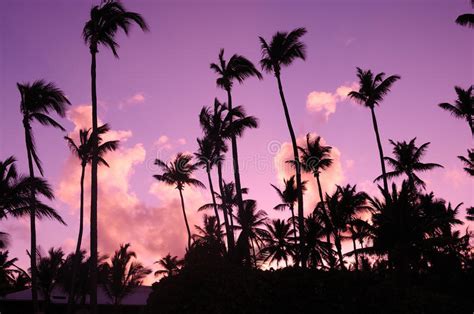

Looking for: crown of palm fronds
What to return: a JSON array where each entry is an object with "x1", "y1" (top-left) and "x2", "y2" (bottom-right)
[
  {"x1": 298, "y1": 133, "x2": 333, "y2": 175},
  {"x1": 438, "y1": 86, "x2": 473, "y2": 135},
  {"x1": 154, "y1": 153, "x2": 204, "y2": 190},
  {"x1": 458, "y1": 149, "x2": 474, "y2": 176},
  {"x1": 271, "y1": 175, "x2": 307, "y2": 211}
]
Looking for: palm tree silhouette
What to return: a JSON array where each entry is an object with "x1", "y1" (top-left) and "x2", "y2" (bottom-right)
[
  {"x1": 210, "y1": 49, "x2": 262, "y2": 234},
  {"x1": 17, "y1": 79, "x2": 70, "y2": 312},
  {"x1": 234, "y1": 199, "x2": 268, "y2": 267},
  {"x1": 375, "y1": 138, "x2": 443, "y2": 189},
  {"x1": 260, "y1": 219, "x2": 294, "y2": 268},
  {"x1": 303, "y1": 213, "x2": 332, "y2": 269},
  {"x1": 349, "y1": 68, "x2": 400, "y2": 194},
  {"x1": 458, "y1": 149, "x2": 474, "y2": 176},
  {"x1": 195, "y1": 137, "x2": 222, "y2": 229},
  {"x1": 153, "y1": 153, "x2": 205, "y2": 248},
  {"x1": 101, "y1": 243, "x2": 151, "y2": 308},
  {"x1": 323, "y1": 184, "x2": 369, "y2": 270},
  {"x1": 193, "y1": 215, "x2": 226, "y2": 256},
  {"x1": 270, "y1": 176, "x2": 306, "y2": 246},
  {"x1": 259, "y1": 27, "x2": 307, "y2": 266},
  {"x1": 298, "y1": 133, "x2": 333, "y2": 243},
  {"x1": 35, "y1": 247, "x2": 64, "y2": 312},
  {"x1": 438, "y1": 86, "x2": 473, "y2": 137},
  {"x1": 346, "y1": 218, "x2": 371, "y2": 271},
  {"x1": 0, "y1": 250, "x2": 30, "y2": 295},
  {"x1": 456, "y1": 1, "x2": 474, "y2": 28},
  {"x1": 64, "y1": 124, "x2": 118, "y2": 310},
  {"x1": 83, "y1": 2, "x2": 148, "y2": 309},
  {"x1": 154, "y1": 254, "x2": 183, "y2": 278}
]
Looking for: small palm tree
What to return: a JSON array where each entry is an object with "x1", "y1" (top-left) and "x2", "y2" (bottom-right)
[
  {"x1": 438, "y1": 86, "x2": 473, "y2": 136},
  {"x1": 458, "y1": 149, "x2": 474, "y2": 176},
  {"x1": 375, "y1": 138, "x2": 443, "y2": 189},
  {"x1": 234, "y1": 200, "x2": 268, "y2": 267},
  {"x1": 270, "y1": 176, "x2": 306, "y2": 245},
  {"x1": 193, "y1": 215, "x2": 226, "y2": 257},
  {"x1": 348, "y1": 68, "x2": 400, "y2": 194},
  {"x1": 210, "y1": 49, "x2": 262, "y2": 230},
  {"x1": 83, "y1": 2, "x2": 148, "y2": 309},
  {"x1": 101, "y1": 243, "x2": 151, "y2": 307},
  {"x1": 346, "y1": 218, "x2": 372, "y2": 271},
  {"x1": 153, "y1": 153, "x2": 205, "y2": 248},
  {"x1": 304, "y1": 213, "x2": 332, "y2": 269},
  {"x1": 298, "y1": 133, "x2": 333, "y2": 243},
  {"x1": 18, "y1": 79, "x2": 70, "y2": 312},
  {"x1": 154, "y1": 254, "x2": 183, "y2": 278},
  {"x1": 259, "y1": 28, "x2": 307, "y2": 264},
  {"x1": 0, "y1": 251, "x2": 30, "y2": 296},
  {"x1": 260, "y1": 219, "x2": 294, "y2": 268},
  {"x1": 35, "y1": 247, "x2": 65, "y2": 312},
  {"x1": 64, "y1": 124, "x2": 118, "y2": 309}
]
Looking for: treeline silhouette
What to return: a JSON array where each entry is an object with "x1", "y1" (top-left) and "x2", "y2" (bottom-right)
[{"x1": 0, "y1": 1, "x2": 473, "y2": 314}]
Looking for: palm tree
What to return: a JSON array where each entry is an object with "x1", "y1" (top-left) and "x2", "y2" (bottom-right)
[
  {"x1": 153, "y1": 153, "x2": 205, "y2": 248},
  {"x1": 270, "y1": 176, "x2": 306, "y2": 246},
  {"x1": 303, "y1": 213, "x2": 332, "y2": 269},
  {"x1": 298, "y1": 133, "x2": 333, "y2": 243},
  {"x1": 64, "y1": 124, "x2": 118, "y2": 311},
  {"x1": 210, "y1": 49, "x2": 262, "y2": 233},
  {"x1": 101, "y1": 243, "x2": 151, "y2": 308},
  {"x1": 154, "y1": 254, "x2": 183, "y2": 278},
  {"x1": 323, "y1": 185, "x2": 369, "y2": 270},
  {"x1": 0, "y1": 251, "x2": 30, "y2": 296},
  {"x1": 438, "y1": 86, "x2": 473, "y2": 136},
  {"x1": 346, "y1": 218, "x2": 372, "y2": 271},
  {"x1": 234, "y1": 199, "x2": 268, "y2": 267},
  {"x1": 35, "y1": 247, "x2": 64, "y2": 312},
  {"x1": 83, "y1": 2, "x2": 148, "y2": 310},
  {"x1": 375, "y1": 138, "x2": 443, "y2": 189},
  {"x1": 195, "y1": 137, "x2": 222, "y2": 228},
  {"x1": 259, "y1": 28, "x2": 307, "y2": 265},
  {"x1": 348, "y1": 68, "x2": 401, "y2": 194},
  {"x1": 18, "y1": 80, "x2": 70, "y2": 312},
  {"x1": 458, "y1": 149, "x2": 474, "y2": 176},
  {"x1": 193, "y1": 215, "x2": 226, "y2": 257},
  {"x1": 466, "y1": 207, "x2": 474, "y2": 221},
  {"x1": 260, "y1": 219, "x2": 294, "y2": 268},
  {"x1": 456, "y1": 0, "x2": 474, "y2": 28}
]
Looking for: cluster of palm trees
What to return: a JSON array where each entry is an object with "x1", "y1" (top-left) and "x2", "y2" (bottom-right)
[{"x1": 1, "y1": 1, "x2": 473, "y2": 313}]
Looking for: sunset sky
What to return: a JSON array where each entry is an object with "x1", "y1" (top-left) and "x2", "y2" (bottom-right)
[{"x1": 1, "y1": 0, "x2": 472, "y2": 283}]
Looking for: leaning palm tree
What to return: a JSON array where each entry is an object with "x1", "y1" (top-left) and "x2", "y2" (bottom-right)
[
  {"x1": 154, "y1": 254, "x2": 183, "y2": 278},
  {"x1": 64, "y1": 124, "x2": 118, "y2": 311},
  {"x1": 458, "y1": 149, "x2": 474, "y2": 176},
  {"x1": 438, "y1": 86, "x2": 473, "y2": 136},
  {"x1": 375, "y1": 138, "x2": 443, "y2": 189},
  {"x1": 260, "y1": 219, "x2": 294, "y2": 268},
  {"x1": 298, "y1": 133, "x2": 333, "y2": 243},
  {"x1": 270, "y1": 176, "x2": 306, "y2": 246},
  {"x1": 210, "y1": 49, "x2": 262, "y2": 231},
  {"x1": 101, "y1": 243, "x2": 151, "y2": 308},
  {"x1": 83, "y1": 2, "x2": 148, "y2": 309},
  {"x1": 259, "y1": 27, "x2": 307, "y2": 265},
  {"x1": 153, "y1": 153, "x2": 205, "y2": 248},
  {"x1": 18, "y1": 80, "x2": 70, "y2": 312},
  {"x1": 348, "y1": 68, "x2": 400, "y2": 194}
]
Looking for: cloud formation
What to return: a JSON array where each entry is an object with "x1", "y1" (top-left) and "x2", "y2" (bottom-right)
[{"x1": 306, "y1": 83, "x2": 358, "y2": 121}]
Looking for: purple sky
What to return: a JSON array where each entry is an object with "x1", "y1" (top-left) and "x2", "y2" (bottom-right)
[{"x1": 1, "y1": 0, "x2": 472, "y2": 281}]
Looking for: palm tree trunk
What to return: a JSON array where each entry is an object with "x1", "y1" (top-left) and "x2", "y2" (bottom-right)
[
  {"x1": 206, "y1": 167, "x2": 221, "y2": 229},
  {"x1": 289, "y1": 205, "x2": 298, "y2": 246},
  {"x1": 315, "y1": 174, "x2": 331, "y2": 245},
  {"x1": 89, "y1": 47, "x2": 99, "y2": 314},
  {"x1": 369, "y1": 106, "x2": 388, "y2": 194},
  {"x1": 334, "y1": 234, "x2": 346, "y2": 270},
  {"x1": 178, "y1": 189, "x2": 192, "y2": 249},
  {"x1": 226, "y1": 89, "x2": 246, "y2": 235},
  {"x1": 23, "y1": 123, "x2": 39, "y2": 314},
  {"x1": 352, "y1": 237, "x2": 358, "y2": 271},
  {"x1": 228, "y1": 207, "x2": 235, "y2": 237},
  {"x1": 275, "y1": 73, "x2": 305, "y2": 268},
  {"x1": 217, "y1": 163, "x2": 234, "y2": 253},
  {"x1": 67, "y1": 163, "x2": 86, "y2": 314}
]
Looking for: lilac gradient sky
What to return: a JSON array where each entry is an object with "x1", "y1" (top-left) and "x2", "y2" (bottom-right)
[{"x1": 1, "y1": 0, "x2": 473, "y2": 281}]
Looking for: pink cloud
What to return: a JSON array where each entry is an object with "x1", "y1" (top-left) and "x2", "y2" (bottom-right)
[{"x1": 306, "y1": 83, "x2": 358, "y2": 121}]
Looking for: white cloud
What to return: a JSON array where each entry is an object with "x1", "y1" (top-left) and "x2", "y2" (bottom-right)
[{"x1": 306, "y1": 82, "x2": 358, "y2": 121}]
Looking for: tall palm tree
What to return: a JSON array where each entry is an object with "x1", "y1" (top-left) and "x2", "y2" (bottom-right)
[
  {"x1": 438, "y1": 86, "x2": 474, "y2": 137},
  {"x1": 153, "y1": 153, "x2": 205, "y2": 248},
  {"x1": 64, "y1": 124, "x2": 118, "y2": 311},
  {"x1": 375, "y1": 138, "x2": 443, "y2": 189},
  {"x1": 270, "y1": 176, "x2": 306, "y2": 246},
  {"x1": 348, "y1": 68, "x2": 401, "y2": 194},
  {"x1": 101, "y1": 243, "x2": 151, "y2": 308},
  {"x1": 18, "y1": 80, "x2": 70, "y2": 312},
  {"x1": 234, "y1": 199, "x2": 268, "y2": 267},
  {"x1": 154, "y1": 254, "x2": 183, "y2": 278},
  {"x1": 83, "y1": 2, "x2": 148, "y2": 310},
  {"x1": 210, "y1": 49, "x2": 262, "y2": 232},
  {"x1": 259, "y1": 27, "x2": 307, "y2": 265},
  {"x1": 260, "y1": 219, "x2": 294, "y2": 268},
  {"x1": 298, "y1": 133, "x2": 333, "y2": 243},
  {"x1": 195, "y1": 137, "x2": 222, "y2": 228},
  {"x1": 458, "y1": 149, "x2": 474, "y2": 176},
  {"x1": 35, "y1": 247, "x2": 65, "y2": 312}
]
